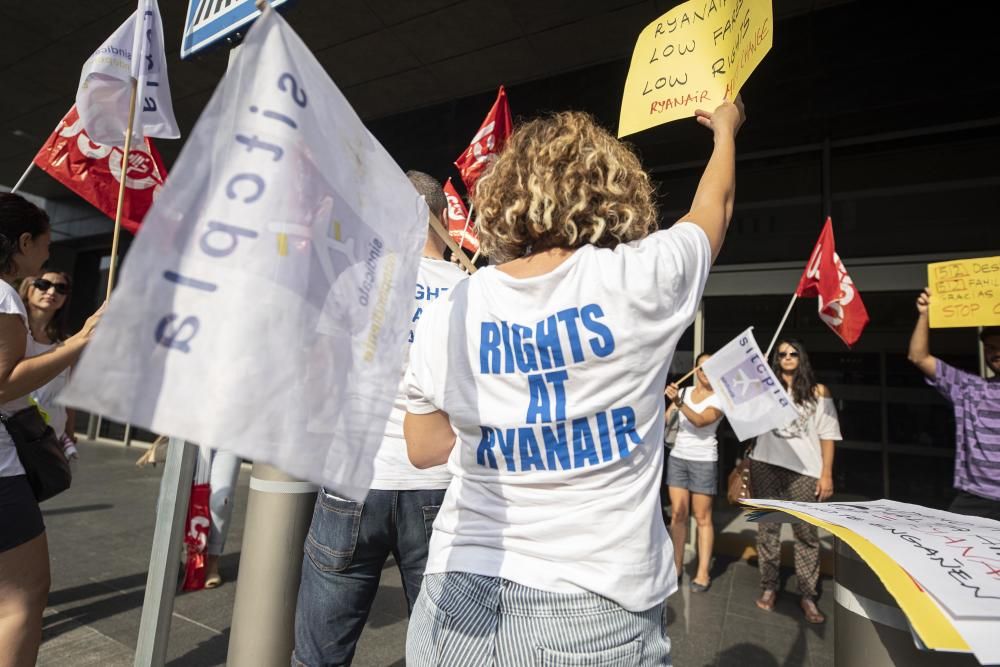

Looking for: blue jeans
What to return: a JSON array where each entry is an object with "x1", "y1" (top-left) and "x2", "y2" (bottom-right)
[{"x1": 292, "y1": 488, "x2": 445, "y2": 667}]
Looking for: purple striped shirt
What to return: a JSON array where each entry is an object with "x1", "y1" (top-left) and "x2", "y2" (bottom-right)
[{"x1": 928, "y1": 360, "x2": 1000, "y2": 501}]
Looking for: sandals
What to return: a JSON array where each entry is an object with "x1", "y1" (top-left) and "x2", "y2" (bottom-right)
[
  {"x1": 204, "y1": 573, "x2": 223, "y2": 589},
  {"x1": 800, "y1": 597, "x2": 825, "y2": 624},
  {"x1": 755, "y1": 589, "x2": 776, "y2": 611},
  {"x1": 690, "y1": 579, "x2": 711, "y2": 593}
]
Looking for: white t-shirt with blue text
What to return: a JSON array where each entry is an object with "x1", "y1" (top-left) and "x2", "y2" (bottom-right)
[
  {"x1": 370, "y1": 257, "x2": 467, "y2": 490},
  {"x1": 406, "y1": 223, "x2": 712, "y2": 612}
]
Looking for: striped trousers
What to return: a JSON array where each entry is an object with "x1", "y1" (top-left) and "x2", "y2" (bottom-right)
[{"x1": 406, "y1": 571, "x2": 671, "y2": 666}]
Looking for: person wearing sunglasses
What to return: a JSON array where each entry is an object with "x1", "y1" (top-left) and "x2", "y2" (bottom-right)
[
  {"x1": 0, "y1": 193, "x2": 103, "y2": 667},
  {"x1": 19, "y1": 273, "x2": 78, "y2": 469},
  {"x1": 749, "y1": 339, "x2": 840, "y2": 624}
]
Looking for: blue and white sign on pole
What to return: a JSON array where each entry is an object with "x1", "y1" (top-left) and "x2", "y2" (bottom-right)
[{"x1": 180, "y1": 0, "x2": 292, "y2": 59}]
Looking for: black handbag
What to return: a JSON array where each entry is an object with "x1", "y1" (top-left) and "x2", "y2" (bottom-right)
[{"x1": 1, "y1": 405, "x2": 71, "y2": 502}]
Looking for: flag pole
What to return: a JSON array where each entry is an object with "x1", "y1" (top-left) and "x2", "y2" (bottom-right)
[
  {"x1": 10, "y1": 163, "x2": 34, "y2": 193},
  {"x1": 429, "y1": 214, "x2": 476, "y2": 273},
  {"x1": 106, "y1": 77, "x2": 139, "y2": 302},
  {"x1": 764, "y1": 293, "x2": 798, "y2": 358},
  {"x1": 458, "y1": 201, "x2": 475, "y2": 248},
  {"x1": 470, "y1": 248, "x2": 482, "y2": 264}
]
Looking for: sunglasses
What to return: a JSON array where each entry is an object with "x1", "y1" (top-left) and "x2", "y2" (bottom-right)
[
  {"x1": 777, "y1": 351, "x2": 800, "y2": 359},
  {"x1": 32, "y1": 278, "x2": 70, "y2": 295}
]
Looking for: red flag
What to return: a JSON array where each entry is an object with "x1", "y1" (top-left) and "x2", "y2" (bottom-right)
[
  {"x1": 796, "y1": 217, "x2": 869, "y2": 347},
  {"x1": 443, "y1": 178, "x2": 479, "y2": 253},
  {"x1": 32, "y1": 106, "x2": 167, "y2": 234},
  {"x1": 454, "y1": 85, "x2": 512, "y2": 192},
  {"x1": 181, "y1": 482, "x2": 211, "y2": 591}
]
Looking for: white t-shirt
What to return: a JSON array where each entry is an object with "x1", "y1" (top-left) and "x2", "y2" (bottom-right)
[
  {"x1": 670, "y1": 390, "x2": 723, "y2": 462},
  {"x1": 752, "y1": 395, "x2": 842, "y2": 478},
  {"x1": 406, "y1": 223, "x2": 712, "y2": 612},
  {"x1": 0, "y1": 280, "x2": 31, "y2": 478},
  {"x1": 370, "y1": 257, "x2": 467, "y2": 490},
  {"x1": 27, "y1": 338, "x2": 71, "y2": 437}
]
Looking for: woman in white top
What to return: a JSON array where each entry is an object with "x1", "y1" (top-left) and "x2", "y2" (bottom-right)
[
  {"x1": 750, "y1": 339, "x2": 841, "y2": 624},
  {"x1": 403, "y1": 97, "x2": 745, "y2": 665},
  {"x1": 664, "y1": 353, "x2": 724, "y2": 592},
  {"x1": 0, "y1": 193, "x2": 102, "y2": 667},
  {"x1": 19, "y1": 272, "x2": 78, "y2": 466}
]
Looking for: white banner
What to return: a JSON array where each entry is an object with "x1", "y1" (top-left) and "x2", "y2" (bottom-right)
[
  {"x1": 61, "y1": 7, "x2": 426, "y2": 501},
  {"x1": 76, "y1": 0, "x2": 179, "y2": 146},
  {"x1": 701, "y1": 327, "x2": 797, "y2": 441},
  {"x1": 747, "y1": 499, "x2": 1000, "y2": 664}
]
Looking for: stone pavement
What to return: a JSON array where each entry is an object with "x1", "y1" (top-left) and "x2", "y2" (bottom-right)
[{"x1": 36, "y1": 441, "x2": 834, "y2": 666}]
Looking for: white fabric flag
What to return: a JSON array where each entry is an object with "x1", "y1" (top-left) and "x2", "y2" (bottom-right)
[
  {"x1": 701, "y1": 327, "x2": 798, "y2": 441},
  {"x1": 61, "y1": 7, "x2": 427, "y2": 501},
  {"x1": 76, "y1": 0, "x2": 179, "y2": 146}
]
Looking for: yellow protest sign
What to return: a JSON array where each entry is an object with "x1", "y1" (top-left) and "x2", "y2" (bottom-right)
[
  {"x1": 928, "y1": 256, "x2": 1000, "y2": 328},
  {"x1": 618, "y1": 0, "x2": 772, "y2": 137}
]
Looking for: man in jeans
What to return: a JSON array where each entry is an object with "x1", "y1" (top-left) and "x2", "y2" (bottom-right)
[
  {"x1": 908, "y1": 288, "x2": 1000, "y2": 520},
  {"x1": 292, "y1": 172, "x2": 467, "y2": 666}
]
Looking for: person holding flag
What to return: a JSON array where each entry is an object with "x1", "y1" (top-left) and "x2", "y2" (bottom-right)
[
  {"x1": 0, "y1": 193, "x2": 103, "y2": 667},
  {"x1": 403, "y1": 96, "x2": 744, "y2": 665},
  {"x1": 291, "y1": 172, "x2": 468, "y2": 666},
  {"x1": 750, "y1": 339, "x2": 841, "y2": 623}
]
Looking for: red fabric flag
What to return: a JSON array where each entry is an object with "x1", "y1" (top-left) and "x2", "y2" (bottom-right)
[
  {"x1": 32, "y1": 106, "x2": 167, "y2": 234},
  {"x1": 796, "y1": 217, "x2": 869, "y2": 347},
  {"x1": 181, "y1": 482, "x2": 211, "y2": 591},
  {"x1": 443, "y1": 177, "x2": 479, "y2": 253},
  {"x1": 454, "y1": 85, "x2": 512, "y2": 192}
]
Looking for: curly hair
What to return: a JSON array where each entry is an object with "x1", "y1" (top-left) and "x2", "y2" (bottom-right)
[{"x1": 471, "y1": 112, "x2": 658, "y2": 262}]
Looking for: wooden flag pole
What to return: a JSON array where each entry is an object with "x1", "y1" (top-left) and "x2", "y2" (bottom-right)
[
  {"x1": 459, "y1": 201, "x2": 475, "y2": 248},
  {"x1": 764, "y1": 293, "x2": 799, "y2": 358},
  {"x1": 106, "y1": 77, "x2": 139, "y2": 301},
  {"x1": 428, "y1": 214, "x2": 476, "y2": 273}
]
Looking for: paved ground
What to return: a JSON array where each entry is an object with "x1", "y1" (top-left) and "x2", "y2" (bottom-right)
[{"x1": 36, "y1": 441, "x2": 835, "y2": 666}]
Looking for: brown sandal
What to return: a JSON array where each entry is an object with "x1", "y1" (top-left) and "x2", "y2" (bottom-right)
[
  {"x1": 800, "y1": 597, "x2": 825, "y2": 624},
  {"x1": 755, "y1": 589, "x2": 776, "y2": 611}
]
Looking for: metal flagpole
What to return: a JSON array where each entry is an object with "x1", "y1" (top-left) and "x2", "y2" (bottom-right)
[
  {"x1": 9, "y1": 162, "x2": 34, "y2": 193},
  {"x1": 133, "y1": 438, "x2": 197, "y2": 667},
  {"x1": 106, "y1": 77, "x2": 139, "y2": 301},
  {"x1": 764, "y1": 293, "x2": 799, "y2": 358}
]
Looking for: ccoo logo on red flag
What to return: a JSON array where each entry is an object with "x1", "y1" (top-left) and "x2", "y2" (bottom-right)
[
  {"x1": 443, "y1": 177, "x2": 479, "y2": 253},
  {"x1": 795, "y1": 217, "x2": 869, "y2": 347},
  {"x1": 32, "y1": 106, "x2": 167, "y2": 234},
  {"x1": 454, "y1": 85, "x2": 512, "y2": 192}
]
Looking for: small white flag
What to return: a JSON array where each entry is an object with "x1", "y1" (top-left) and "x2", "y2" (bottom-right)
[
  {"x1": 76, "y1": 0, "x2": 179, "y2": 146},
  {"x1": 61, "y1": 7, "x2": 426, "y2": 500},
  {"x1": 701, "y1": 327, "x2": 798, "y2": 441}
]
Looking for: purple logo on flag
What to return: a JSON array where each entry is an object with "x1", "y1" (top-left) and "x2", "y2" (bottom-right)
[{"x1": 719, "y1": 357, "x2": 768, "y2": 405}]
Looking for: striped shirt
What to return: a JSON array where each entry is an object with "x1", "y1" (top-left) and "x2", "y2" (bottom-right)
[{"x1": 928, "y1": 360, "x2": 1000, "y2": 502}]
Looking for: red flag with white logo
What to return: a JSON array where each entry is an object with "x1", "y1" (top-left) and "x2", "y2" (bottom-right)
[
  {"x1": 454, "y1": 85, "x2": 512, "y2": 192},
  {"x1": 443, "y1": 177, "x2": 479, "y2": 253},
  {"x1": 32, "y1": 106, "x2": 167, "y2": 234},
  {"x1": 795, "y1": 217, "x2": 869, "y2": 347}
]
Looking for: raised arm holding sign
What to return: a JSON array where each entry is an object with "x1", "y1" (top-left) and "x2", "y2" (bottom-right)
[{"x1": 619, "y1": 0, "x2": 771, "y2": 136}]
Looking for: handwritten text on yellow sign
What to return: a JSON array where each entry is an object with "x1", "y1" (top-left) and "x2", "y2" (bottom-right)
[
  {"x1": 928, "y1": 256, "x2": 1000, "y2": 328},
  {"x1": 619, "y1": 0, "x2": 772, "y2": 137}
]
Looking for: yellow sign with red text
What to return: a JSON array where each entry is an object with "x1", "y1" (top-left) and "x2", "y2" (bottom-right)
[
  {"x1": 619, "y1": 0, "x2": 772, "y2": 137},
  {"x1": 928, "y1": 256, "x2": 1000, "y2": 328}
]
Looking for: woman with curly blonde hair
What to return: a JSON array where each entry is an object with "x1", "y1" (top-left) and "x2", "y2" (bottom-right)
[{"x1": 404, "y1": 97, "x2": 744, "y2": 665}]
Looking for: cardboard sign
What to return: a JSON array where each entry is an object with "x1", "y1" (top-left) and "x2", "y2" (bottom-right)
[
  {"x1": 928, "y1": 256, "x2": 1000, "y2": 328},
  {"x1": 619, "y1": 0, "x2": 772, "y2": 137}
]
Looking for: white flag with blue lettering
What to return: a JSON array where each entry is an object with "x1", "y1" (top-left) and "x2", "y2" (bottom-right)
[
  {"x1": 701, "y1": 328, "x2": 799, "y2": 441},
  {"x1": 76, "y1": 0, "x2": 179, "y2": 146},
  {"x1": 61, "y1": 7, "x2": 426, "y2": 500}
]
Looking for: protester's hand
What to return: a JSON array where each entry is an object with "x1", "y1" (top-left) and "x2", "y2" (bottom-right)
[
  {"x1": 816, "y1": 474, "x2": 834, "y2": 502},
  {"x1": 695, "y1": 94, "x2": 745, "y2": 138},
  {"x1": 664, "y1": 383, "x2": 681, "y2": 406},
  {"x1": 77, "y1": 302, "x2": 107, "y2": 343},
  {"x1": 916, "y1": 287, "x2": 932, "y2": 316}
]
